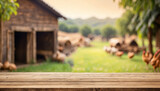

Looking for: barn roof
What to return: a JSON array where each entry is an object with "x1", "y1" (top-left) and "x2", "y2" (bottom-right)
[{"x1": 33, "y1": 0, "x2": 66, "y2": 19}]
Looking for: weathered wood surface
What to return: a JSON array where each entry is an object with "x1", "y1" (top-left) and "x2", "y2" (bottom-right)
[{"x1": 0, "y1": 73, "x2": 160, "y2": 89}]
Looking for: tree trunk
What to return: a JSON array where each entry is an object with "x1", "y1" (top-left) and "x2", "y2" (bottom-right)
[
  {"x1": 156, "y1": 29, "x2": 160, "y2": 50},
  {"x1": 148, "y1": 27, "x2": 153, "y2": 54},
  {"x1": 0, "y1": 18, "x2": 2, "y2": 62},
  {"x1": 142, "y1": 37, "x2": 145, "y2": 47}
]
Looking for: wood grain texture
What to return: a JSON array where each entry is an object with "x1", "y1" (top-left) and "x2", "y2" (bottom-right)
[{"x1": 0, "y1": 73, "x2": 160, "y2": 89}]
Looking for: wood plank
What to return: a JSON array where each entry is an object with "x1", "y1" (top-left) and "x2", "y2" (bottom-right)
[
  {"x1": 11, "y1": 26, "x2": 32, "y2": 32},
  {"x1": 0, "y1": 73, "x2": 159, "y2": 88},
  {"x1": 11, "y1": 32, "x2": 14, "y2": 63},
  {"x1": 53, "y1": 30, "x2": 58, "y2": 54},
  {"x1": 27, "y1": 32, "x2": 32, "y2": 64},
  {"x1": 37, "y1": 50, "x2": 52, "y2": 56},
  {"x1": 34, "y1": 27, "x2": 56, "y2": 32},
  {"x1": 0, "y1": 88, "x2": 159, "y2": 91},
  {"x1": 33, "y1": 31, "x2": 37, "y2": 63}
]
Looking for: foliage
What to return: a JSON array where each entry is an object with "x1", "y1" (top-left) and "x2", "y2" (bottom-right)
[
  {"x1": 93, "y1": 28, "x2": 101, "y2": 36},
  {"x1": 59, "y1": 17, "x2": 117, "y2": 28},
  {"x1": 101, "y1": 25, "x2": 117, "y2": 40},
  {"x1": 59, "y1": 23, "x2": 69, "y2": 32},
  {"x1": 59, "y1": 22, "x2": 79, "y2": 33},
  {"x1": 69, "y1": 25, "x2": 79, "y2": 33},
  {"x1": 0, "y1": 0, "x2": 19, "y2": 20},
  {"x1": 118, "y1": 0, "x2": 160, "y2": 34},
  {"x1": 80, "y1": 25, "x2": 92, "y2": 37},
  {"x1": 116, "y1": 10, "x2": 136, "y2": 36}
]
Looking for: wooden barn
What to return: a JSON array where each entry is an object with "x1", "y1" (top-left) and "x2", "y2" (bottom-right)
[{"x1": 0, "y1": 0, "x2": 65, "y2": 65}]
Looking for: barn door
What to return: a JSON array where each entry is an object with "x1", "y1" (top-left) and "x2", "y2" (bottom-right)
[
  {"x1": 27, "y1": 32, "x2": 32, "y2": 64},
  {"x1": 26, "y1": 31, "x2": 36, "y2": 64}
]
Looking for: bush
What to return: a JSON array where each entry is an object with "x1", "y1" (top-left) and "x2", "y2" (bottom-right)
[
  {"x1": 93, "y1": 28, "x2": 101, "y2": 36},
  {"x1": 80, "y1": 25, "x2": 92, "y2": 37},
  {"x1": 69, "y1": 25, "x2": 79, "y2": 33},
  {"x1": 101, "y1": 25, "x2": 117, "y2": 40},
  {"x1": 59, "y1": 23, "x2": 69, "y2": 32}
]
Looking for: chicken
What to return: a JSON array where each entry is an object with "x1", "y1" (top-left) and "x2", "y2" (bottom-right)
[
  {"x1": 110, "y1": 47, "x2": 118, "y2": 55},
  {"x1": 150, "y1": 49, "x2": 160, "y2": 72},
  {"x1": 116, "y1": 51, "x2": 124, "y2": 57},
  {"x1": 53, "y1": 51, "x2": 66, "y2": 63},
  {"x1": 0, "y1": 62, "x2": 3, "y2": 69},
  {"x1": 128, "y1": 52, "x2": 134, "y2": 59},
  {"x1": 103, "y1": 46, "x2": 111, "y2": 53},
  {"x1": 9, "y1": 63, "x2": 17, "y2": 71},
  {"x1": 58, "y1": 46, "x2": 64, "y2": 52},
  {"x1": 142, "y1": 51, "x2": 153, "y2": 69},
  {"x1": 3, "y1": 61, "x2": 10, "y2": 69}
]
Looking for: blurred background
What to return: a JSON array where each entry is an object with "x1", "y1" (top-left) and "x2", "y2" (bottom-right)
[{"x1": 0, "y1": 0, "x2": 160, "y2": 72}]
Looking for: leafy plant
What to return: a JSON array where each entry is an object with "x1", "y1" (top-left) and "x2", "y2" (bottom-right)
[
  {"x1": 116, "y1": 10, "x2": 136, "y2": 36},
  {"x1": 59, "y1": 23, "x2": 69, "y2": 32},
  {"x1": 0, "y1": 0, "x2": 19, "y2": 20},
  {"x1": 80, "y1": 25, "x2": 92, "y2": 37},
  {"x1": 69, "y1": 25, "x2": 79, "y2": 33},
  {"x1": 101, "y1": 25, "x2": 117, "y2": 40},
  {"x1": 118, "y1": 0, "x2": 160, "y2": 34},
  {"x1": 93, "y1": 28, "x2": 101, "y2": 36}
]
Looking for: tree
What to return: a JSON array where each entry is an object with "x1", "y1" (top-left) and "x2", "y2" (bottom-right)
[
  {"x1": 116, "y1": 10, "x2": 136, "y2": 36},
  {"x1": 101, "y1": 25, "x2": 117, "y2": 40},
  {"x1": 0, "y1": 0, "x2": 19, "y2": 21},
  {"x1": 80, "y1": 25, "x2": 92, "y2": 37},
  {"x1": 59, "y1": 23, "x2": 69, "y2": 32},
  {"x1": 118, "y1": 0, "x2": 160, "y2": 54},
  {"x1": 0, "y1": 0, "x2": 19, "y2": 61},
  {"x1": 69, "y1": 25, "x2": 79, "y2": 33},
  {"x1": 93, "y1": 28, "x2": 101, "y2": 36}
]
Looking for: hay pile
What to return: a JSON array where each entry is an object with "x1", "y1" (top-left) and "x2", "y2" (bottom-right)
[
  {"x1": 54, "y1": 31, "x2": 92, "y2": 62},
  {"x1": 109, "y1": 35, "x2": 144, "y2": 53}
]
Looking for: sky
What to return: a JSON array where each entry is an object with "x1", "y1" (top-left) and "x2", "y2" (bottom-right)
[{"x1": 44, "y1": 0, "x2": 125, "y2": 19}]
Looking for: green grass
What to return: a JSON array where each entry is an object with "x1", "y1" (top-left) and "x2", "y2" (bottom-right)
[
  {"x1": 69, "y1": 41, "x2": 157, "y2": 72},
  {"x1": 15, "y1": 40, "x2": 159, "y2": 72},
  {"x1": 15, "y1": 61, "x2": 72, "y2": 72}
]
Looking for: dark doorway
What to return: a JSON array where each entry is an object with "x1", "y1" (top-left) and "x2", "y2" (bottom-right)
[
  {"x1": 36, "y1": 32, "x2": 54, "y2": 62},
  {"x1": 14, "y1": 32, "x2": 27, "y2": 65}
]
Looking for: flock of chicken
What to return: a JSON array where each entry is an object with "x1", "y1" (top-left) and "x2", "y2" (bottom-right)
[
  {"x1": 143, "y1": 50, "x2": 160, "y2": 72},
  {"x1": 103, "y1": 46, "x2": 135, "y2": 59},
  {"x1": 104, "y1": 46, "x2": 160, "y2": 72},
  {"x1": 0, "y1": 61, "x2": 17, "y2": 71}
]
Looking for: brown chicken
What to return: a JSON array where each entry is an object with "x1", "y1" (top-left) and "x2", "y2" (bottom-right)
[
  {"x1": 9, "y1": 63, "x2": 17, "y2": 71},
  {"x1": 150, "y1": 49, "x2": 160, "y2": 72},
  {"x1": 3, "y1": 61, "x2": 10, "y2": 69},
  {"x1": 116, "y1": 51, "x2": 124, "y2": 57},
  {"x1": 53, "y1": 51, "x2": 66, "y2": 63},
  {"x1": 142, "y1": 51, "x2": 153, "y2": 69},
  {"x1": 128, "y1": 52, "x2": 134, "y2": 59}
]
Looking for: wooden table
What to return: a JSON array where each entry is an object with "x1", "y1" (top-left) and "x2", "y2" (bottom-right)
[{"x1": 0, "y1": 73, "x2": 160, "y2": 91}]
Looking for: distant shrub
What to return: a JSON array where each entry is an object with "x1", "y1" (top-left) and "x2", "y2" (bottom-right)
[
  {"x1": 101, "y1": 25, "x2": 117, "y2": 40},
  {"x1": 80, "y1": 25, "x2": 92, "y2": 37},
  {"x1": 93, "y1": 28, "x2": 101, "y2": 36},
  {"x1": 69, "y1": 25, "x2": 79, "y2": 33},
  {"x1": 59, "y1": 23, "x2": 69, "y2": 32}
]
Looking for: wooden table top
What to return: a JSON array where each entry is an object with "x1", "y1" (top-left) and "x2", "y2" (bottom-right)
[{"x1": 0, "y1": 73, "x2": 160, "y2": 88}]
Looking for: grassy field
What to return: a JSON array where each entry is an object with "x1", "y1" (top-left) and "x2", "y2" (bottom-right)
[{"x1": 15, "y1": 40, "x2": 159, "y2": 72}]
